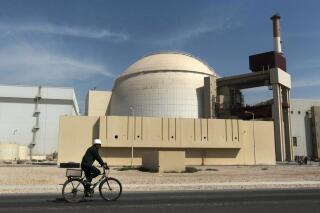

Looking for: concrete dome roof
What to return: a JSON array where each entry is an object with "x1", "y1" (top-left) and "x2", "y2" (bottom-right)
[{"x1": 121, "y1": 52, "x2": 217, "y2": 77}]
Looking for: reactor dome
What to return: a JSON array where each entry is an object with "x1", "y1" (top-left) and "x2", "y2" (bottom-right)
[{"x1": 109, "y1": 52, "x2": 217, "y2": 118}]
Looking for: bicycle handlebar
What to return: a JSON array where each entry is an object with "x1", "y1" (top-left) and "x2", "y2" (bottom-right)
[{"x1": 102, "y1": 166, "x2": 110, "y2": 177}]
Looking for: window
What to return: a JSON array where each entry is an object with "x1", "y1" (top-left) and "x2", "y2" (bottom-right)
[
  {"x1": 291, "y1": 111, "x2": 293, "y2": 114},
  {"x1": 293, "y1": 137, "x2": 297, "y2": 147},
  {"x1": 298, "y1": 111, "x2": 301, "y2": 115}
]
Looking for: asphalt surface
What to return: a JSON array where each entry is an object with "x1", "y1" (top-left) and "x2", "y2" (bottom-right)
[{"x1": 0, "y1": 189, "x2": 320, "y2": 213}]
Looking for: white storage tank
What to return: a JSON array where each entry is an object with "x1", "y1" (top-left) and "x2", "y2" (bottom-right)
[
  {"x1": 0, "y1": 143, "x2": 19, "y2": 161},
  {"x1": 18, "y1": 145, "x2": 29, "y2": 161},
  {"x1": 109, "y1": 52, "x2": 217, "y2": 118}
]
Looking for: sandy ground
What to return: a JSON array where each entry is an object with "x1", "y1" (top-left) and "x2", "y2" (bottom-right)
[{"x1": 1, "y1": 164, "x2": 320, "y2": 194}]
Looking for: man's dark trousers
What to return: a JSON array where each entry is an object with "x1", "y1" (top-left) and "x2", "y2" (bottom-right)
[{"x1": 81, "y1": 164, "x2": 101, "y2": 182}]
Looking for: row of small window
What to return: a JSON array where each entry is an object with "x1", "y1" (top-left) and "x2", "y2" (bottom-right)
[{"x1": 291, "y1": 110, "x2": 310, "y2": 115}]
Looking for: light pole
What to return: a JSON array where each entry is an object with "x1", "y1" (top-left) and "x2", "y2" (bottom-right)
[
  {"x1": 245, "y1": 111, "x2": 256, "y2": 165},
  {"x1": 129, "y1": 106, "x2": 135, "y2": 167}
]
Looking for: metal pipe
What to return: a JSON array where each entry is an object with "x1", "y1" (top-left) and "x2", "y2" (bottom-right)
[
  {"x1": 129, "y1": 106, "x2": 135, "y2": 167},
  {"x1": 270, "y1": 13, "x2": 282, "y2": 53}
]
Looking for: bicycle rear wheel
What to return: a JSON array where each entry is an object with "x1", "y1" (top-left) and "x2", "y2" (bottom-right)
[
  {"x1": 62, "y1": 179, "x2": 85, "y2": 203},
  {"x1": 99, "y1": 177, "x2": 122, "y2": 201}
]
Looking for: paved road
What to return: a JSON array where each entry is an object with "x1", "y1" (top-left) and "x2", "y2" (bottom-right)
[{"x1": 0, "y1": 189, "x2": 320, "y2": 213}]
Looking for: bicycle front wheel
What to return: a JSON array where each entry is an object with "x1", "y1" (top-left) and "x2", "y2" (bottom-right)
[
  {"x1": 99, "y1": 177, "x2": 122, "y2": 201},
  {"x1": 62, "y1": 179, "x2": 85, "y2": 203}
]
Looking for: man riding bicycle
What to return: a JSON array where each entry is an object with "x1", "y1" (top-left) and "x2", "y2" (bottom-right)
[
  {"x1": 81, "y1": 139, "x2": 109, "y2": 194},
  {"x1": 62, "y1": 138, "x2": 121, "y2": 202}
]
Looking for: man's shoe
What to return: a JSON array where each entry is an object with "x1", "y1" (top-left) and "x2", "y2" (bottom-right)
[{"x1": 84, "y1": 189, "x2": 93, "y2": 197}]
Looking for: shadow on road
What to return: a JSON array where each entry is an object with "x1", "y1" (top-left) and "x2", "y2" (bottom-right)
[{"x1": 46, "y1": 196, "x2": 106, "y2": 204}]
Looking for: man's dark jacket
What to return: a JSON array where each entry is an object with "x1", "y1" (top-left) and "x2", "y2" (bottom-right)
[{"x1": 81, "y1": 145, "x2": 104, "y2": 166}]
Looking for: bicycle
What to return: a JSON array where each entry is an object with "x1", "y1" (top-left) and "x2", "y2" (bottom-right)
[{"x1": 62, "y1": 167, "x2": 122, "y2": 203}]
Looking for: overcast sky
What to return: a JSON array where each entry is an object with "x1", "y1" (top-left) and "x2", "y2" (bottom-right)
[{"x1": 0, "y1": 0, "x2": 319, "y2": 113}]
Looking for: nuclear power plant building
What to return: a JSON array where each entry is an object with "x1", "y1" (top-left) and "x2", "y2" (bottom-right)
[
  {"x1": 2, "y1": 14, "x2": 320, "y2": 168},
  {"x1": 58, "y1": 53, "x2": 284, "y2": 166}
]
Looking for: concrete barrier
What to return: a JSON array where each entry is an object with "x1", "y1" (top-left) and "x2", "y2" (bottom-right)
[{"x1": 142, "y1": 151, "x2": 185, "y2": 172}]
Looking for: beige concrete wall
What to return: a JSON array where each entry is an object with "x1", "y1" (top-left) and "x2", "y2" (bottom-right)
[
  {"x1": 99, "y1": 116, "x2": 241, "y2": 149},
  {"x1": 58, "y1": 116, "x2": 99, "y2": 163},
  {"x1": 253, "y1": 121, "x2": 276, "y2": 164},
  {"x1": 85, "y1": 90, "x2": 112, "y2": 116},
  {"x1": 185, "y1": 121, "x2": 275, "y2": 165},
  {"x1": 58, "y1": 116, "x2": 276, "y2": 165}
]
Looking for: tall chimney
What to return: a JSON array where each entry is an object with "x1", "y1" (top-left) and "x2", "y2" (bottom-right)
[{"x1": 270, "y1": 13, "x2": 282, "y2": 53}]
